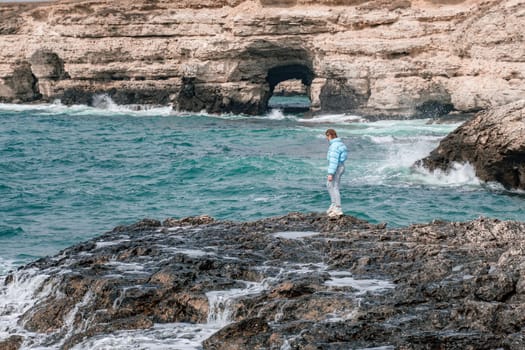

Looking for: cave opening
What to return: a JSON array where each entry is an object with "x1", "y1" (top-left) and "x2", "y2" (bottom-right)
[{"x1": 265, "y1": 64, "x2": 314, "y2": 114}]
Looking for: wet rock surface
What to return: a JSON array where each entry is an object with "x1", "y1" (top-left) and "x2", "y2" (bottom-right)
[
  {"x1": 3, "y1": 212, "x2": 525, "y2": 349},
  {"x1": 417, "y1": 100, "x2": 525, "y2": 190}
]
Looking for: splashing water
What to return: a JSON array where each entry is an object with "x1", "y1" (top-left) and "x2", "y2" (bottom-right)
[
  {"x1": 206, "y1": 281, "x2": 265, "y2": 326},
  {"x1": 1, "y1": 99, "x2": 524, "y2": 272}
]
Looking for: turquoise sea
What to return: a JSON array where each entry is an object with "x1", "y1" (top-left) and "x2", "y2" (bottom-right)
[{"x1": 1, "y1": 98, "x2": 525, "y2": 274}]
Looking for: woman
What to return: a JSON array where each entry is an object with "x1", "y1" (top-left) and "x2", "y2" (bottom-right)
[{"x1": 325, "y1": 129, "x2": 348, "y2": 217}]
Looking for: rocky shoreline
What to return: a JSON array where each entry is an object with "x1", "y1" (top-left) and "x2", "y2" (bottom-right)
[
  {"x1": 2, "y1": 212, "x2": 525, "y2": 349},
  {"x1": 416, "y1": 100, "x2": 525, "y2": 191}
]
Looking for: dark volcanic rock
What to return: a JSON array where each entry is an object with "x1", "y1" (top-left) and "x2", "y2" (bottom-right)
[
  {"x1": 202, "y1": 317, "x2": 272, "y2": 350},
  {"x1": 416, "y1": 100, "x2": 525, "y2": 190},
  {"x1": 0, "y1": 335, "x2": 23, "y2": 350},
  {"x1": 2, "y1": 213, "x2": 525, "y2": 349}
]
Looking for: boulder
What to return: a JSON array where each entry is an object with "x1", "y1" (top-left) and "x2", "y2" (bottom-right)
[
  {"x1": 5, "y1": 213, "x2": 525, "y2": 349},
  {"x1": 1, "y1": 61, "x2": 41, "y2": 103},
  {"x1": 416, "y1": 100, "x2": 525, "y2": 190},
  {"x1": 0, "y1": 336, "x2": 23, "y2": 350}
]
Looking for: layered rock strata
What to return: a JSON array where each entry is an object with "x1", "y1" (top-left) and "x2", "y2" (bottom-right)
[
  {"x1": 273, "y1": 79, "x2": 307, "y2": 97},
  {"x1": 0, "y1": 0, "x2": 524, "y2": 116},
  {"x1": 3, "y1": 213, "x2": 525, "y2": 349},
  {"x1": 416, "y1": 100, "x2": 525, "y2": 190}
]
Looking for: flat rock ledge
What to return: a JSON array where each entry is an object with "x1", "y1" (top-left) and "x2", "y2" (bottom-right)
[
  {"x1": 3, "y1": 212, "x2": 525, "y2": 349},
  {"x1": 416, "y1": 100, "x2": 525, "y2": 190}
]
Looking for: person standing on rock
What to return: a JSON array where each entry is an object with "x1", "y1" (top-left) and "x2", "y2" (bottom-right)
[{"x1": 325, "y1": 129, "x2": 348, "y2": 218}]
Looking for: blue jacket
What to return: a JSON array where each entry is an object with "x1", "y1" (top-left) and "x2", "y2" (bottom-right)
[{"x1": 327, "y1": 138, "x2": 348, "y2": 175}]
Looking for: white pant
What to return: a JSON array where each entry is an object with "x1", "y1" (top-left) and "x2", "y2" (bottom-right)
[{"x1": 327, "y1": 164, "x2": 345, "y2": 207}]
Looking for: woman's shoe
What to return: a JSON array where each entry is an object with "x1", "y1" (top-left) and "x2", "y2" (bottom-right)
[
  {"x1": 328, "y1": 206, "x2": 343, "y2": 218},
  {"x1": 326, "y1": 204, "x2": 335, "y2": 214}
]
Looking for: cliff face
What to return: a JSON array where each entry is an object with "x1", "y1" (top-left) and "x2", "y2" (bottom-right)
[{"x1": 0, "y1": 0, "x2": 524, "y2": 116}]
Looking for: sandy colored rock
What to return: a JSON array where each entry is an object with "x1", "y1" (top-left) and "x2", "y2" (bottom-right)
[{"x1": 0, "y1": 0, "x2": 523, "y2": 116}]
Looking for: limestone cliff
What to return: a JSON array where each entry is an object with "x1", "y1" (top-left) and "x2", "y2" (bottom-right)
[{"x1": 0, "y1": 0, "x2": 524, "y2": 116}]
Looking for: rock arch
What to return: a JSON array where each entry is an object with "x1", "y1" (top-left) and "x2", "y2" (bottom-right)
[
  {"x1": 185, "y1": 40, "x2": 317, "y2": 115},
  {"x1": 265, "y1": 64, "x2": 314, "y2": 113},
  {"x1": 266, "y1": 64, "x2": 314, "y2": 92}
]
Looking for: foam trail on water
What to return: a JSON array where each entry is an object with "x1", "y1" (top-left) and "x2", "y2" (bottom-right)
[
  {"x1": 76, "y1": 94, "x2": 174, "y2": 116},
  {"x1": 298, "y1": 113, "x2": 365, "y2": 124},
  {"x1": 0, "y1": 97, "x2": 174, "y2": 117}
]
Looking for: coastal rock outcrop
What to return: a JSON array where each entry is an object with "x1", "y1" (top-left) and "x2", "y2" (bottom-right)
[
  {"x1": 2, "y1": 213, "x2": 525, "y2": 349},
  {"x1": 416, "y1": 100, "x2": 525, "y2": 190},
  {"x1": 0, "y1": 0, "x2": 524, "y2": 116}
]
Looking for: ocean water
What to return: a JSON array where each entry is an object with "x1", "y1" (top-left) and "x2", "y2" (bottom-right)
[
  {"x1": 2, "y1": 97, "x2": 525, "y2": 349},
  {"x1": 1, "y1": 98, "x2": 524, "y2": 275}
]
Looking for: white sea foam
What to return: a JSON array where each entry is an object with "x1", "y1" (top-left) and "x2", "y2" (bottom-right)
[
  {"x1": 0, "y1": 102, "x2": 62, "y2": 112},
  {"x1": 368, "y1": 135, "x2": 396, "y2": 144},
  {"x1": 273, "y1": 231, "x2": 320, "y2": 240},
  {"x1": 483, "y1": 181, "x2": 525, "y2": 195},
  {"x1": 70, "y1": 323, "x2": 219, "y2": 350},
  {"x1": 87, "y1": 94, "x2": 172, "y2": 116},
  {"x1": 0, "y1": 258, "x2": 15, "y2": 276},
  {"x1": 78, "y1": 281, "x2": 267, "y2": 349},
  {"x1": 332, "y1": 118, "x2": 479, "y2": 190},
  {"x1": 0, "y1": 97, "x2": 174, "y2": 117},
  {"x1": 206, "y1": 281, "x2": 265, "y2": 326},
  {"x1": 298, "y1": 113, "x2": 365, "y2": 124},
  {"x1": 367, "y1": 134, "x2": 442, "y2": 145},
  {"x1": 348, "y1": 133, "x2": 449, "y2": 187},
  {"x1": 0, "y1": 261, "x2": 393, "y2": 349},
  {"x1": 59, "y1": 290, "x2": 95, "y2": 348},
  {"x1": 266, "y1": 109, "x2": 288, "y2": 120},
  {"x1": 95, "y1": 238, "x2": 130, "y2": 249},
  {"x1": 0, "y1": 269, "x2": 52, "y2": 342},
  {"x1": 257, "y1": 262, "x2": 328, "y2": 278},
  {"x1": 162, "y1": 247, "x2": 214, "y2": 257},
  {"x1": 357, "y1": 119, "x2": 462, "y2": 134},
  {"x1": 381, "y1": 137, "x2": 440, "y2": 170},
  {"x1": 105, "y1": 261, "x2": 148, "y2": 274},
  {"x1": 412, "y1": 162, "x2": 481, "y2": 187},
  {"x1": 325, "y1": 271, "x2": 395, "y2": 295},
  {"x1": 0, "y1": 271, "x2": 266, "y2": 349}
]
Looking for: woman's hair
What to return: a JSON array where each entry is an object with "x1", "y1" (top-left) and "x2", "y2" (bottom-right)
[{"x1": 325, "y1": 129, "x2": 337, "y2": 138}]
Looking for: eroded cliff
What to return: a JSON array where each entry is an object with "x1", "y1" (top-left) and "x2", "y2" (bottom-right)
[{"x1": 0, "y1": 0, "x2": 524, "y2": 116}]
